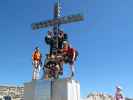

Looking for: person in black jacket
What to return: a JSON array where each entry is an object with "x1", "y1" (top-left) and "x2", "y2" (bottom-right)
[
  {"x1": 45, "y1": 31, "x2": 56, "y2": 55},
  {"x1": 58, "y1": 30, "x2": 68, "y2": 49}
]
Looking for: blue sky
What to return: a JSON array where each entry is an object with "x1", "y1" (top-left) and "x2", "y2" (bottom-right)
[{"x1": 0, "y1": 0, "x2": 133, "y2": 98}]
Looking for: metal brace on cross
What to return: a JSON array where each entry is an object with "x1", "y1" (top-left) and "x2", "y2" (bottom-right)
[{"x1": 31, "y1": 0, "x2": 84, "y2": 52}]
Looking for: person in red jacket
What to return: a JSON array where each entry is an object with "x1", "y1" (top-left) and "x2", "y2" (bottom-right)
[{"x1": 62, "y1": 41, "x2": 78, "y2": 77}]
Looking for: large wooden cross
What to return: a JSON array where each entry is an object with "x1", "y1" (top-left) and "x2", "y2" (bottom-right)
[
  {"x1": 31, "y1": 0, "x2": 84, "y2": 51},
  {"x1": 31, "y1": 0, "x2": 84, "y2": 32}
]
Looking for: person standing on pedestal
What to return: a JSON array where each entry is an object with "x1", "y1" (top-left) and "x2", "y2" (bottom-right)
[
  {"x1": 115, "y1": 86, "x2": 125, "y2": 100},
  {"x1": 61, "y1": 41, "x2": 78, "y2": 78},
  {"x1": 32, "y1": 47, "x2": 42, "y2": 80}
]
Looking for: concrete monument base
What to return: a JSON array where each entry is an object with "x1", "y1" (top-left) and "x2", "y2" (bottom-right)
[{"x1": 24, "y1": 78, "x2": 80, "y2": 100}]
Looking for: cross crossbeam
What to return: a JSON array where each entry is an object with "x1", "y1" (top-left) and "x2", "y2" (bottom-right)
[{"x1": 32, "y1": 14, "x2": 84, "y2": 30}]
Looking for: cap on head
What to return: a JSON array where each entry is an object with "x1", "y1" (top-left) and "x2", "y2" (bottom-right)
[
  {"x1": 35, "y1": 46, "x2": 39, "y2": 51},
  {"x1": 48, "y1": 31, "x2": 52, "y2": 35},
  {"x1": 63, "y1": 41, "x2": 71, "y2": 49},
  {"x1": 59, "y1": 30, "x2": 63, "y2": 34},
  {"x1": 116, "y1": 86, "x2": 122, "y2": 91},
  {"x1": 63, "y1": 41, "x2": 68, "y2": 45}
]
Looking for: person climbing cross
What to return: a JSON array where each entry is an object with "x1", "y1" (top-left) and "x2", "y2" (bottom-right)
[
  {"x1": 58, "y1": 30, "x2": 68, "y2": 49},
  {"x1": 45, "y1": 31, "x2": 54, "y2": 55}
]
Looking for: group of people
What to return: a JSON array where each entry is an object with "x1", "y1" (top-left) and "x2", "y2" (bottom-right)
[
  {"x1": 32, "y1": 30, "x2": 78, "y2": 80},
  {"x1": 31, "y1": 30, "x2": 125, "y2": 100}
]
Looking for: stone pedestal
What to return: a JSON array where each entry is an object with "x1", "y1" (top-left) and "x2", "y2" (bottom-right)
[{"x1": 24, "y1": 79, "x2": 80, "y2": 100}]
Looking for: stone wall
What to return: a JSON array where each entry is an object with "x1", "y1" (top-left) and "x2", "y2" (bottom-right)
[{"x1": 24, "y1": 79, "x2": 80, "y2": 100}]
